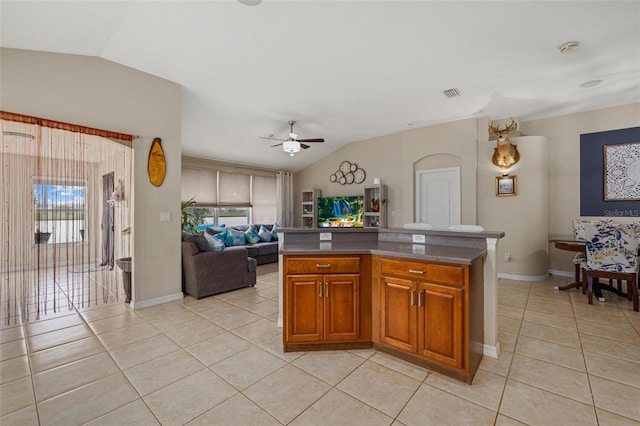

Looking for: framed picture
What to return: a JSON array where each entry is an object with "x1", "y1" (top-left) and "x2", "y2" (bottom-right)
[{"x1": 496, "y1": 175, "x2": 517, "y2": 196}]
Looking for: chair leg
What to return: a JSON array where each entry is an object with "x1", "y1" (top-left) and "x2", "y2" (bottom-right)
[
  {"x1": 631, "y1": 276, "x2": 639, "y2": 312},
  {"x1": 587, "y1": 274, "x2": 594, "y2": 305}
]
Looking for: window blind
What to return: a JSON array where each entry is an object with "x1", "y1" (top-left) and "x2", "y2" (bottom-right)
[
  {"x1": 218, "y1": 172, "x2": 251, "y2": 207},
  {"x1": 252, "y1": 174, "x2": 277, "y2": 224},
  {"x1": 181, "y1": 168, "x2": 217, "y2": 207}
]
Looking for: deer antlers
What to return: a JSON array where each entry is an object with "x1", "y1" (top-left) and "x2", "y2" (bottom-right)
[{"x1": 488, "y1": 118, "x2": 517, "y2": 139}]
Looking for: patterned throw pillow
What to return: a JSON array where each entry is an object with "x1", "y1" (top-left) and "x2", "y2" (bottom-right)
[
  {"x1": 258, "y1": 224, "x2": 272, "y2": 242},
  {"x1": 204, "y1": 232, "x2": 224, "y2": 251},
  {"x1": 245, "y1": 226, "x2": 260, "y2": 244},
  {"x1": 227, "y1": 228, "x2": 247, "y2": 246},
  {"x1": 212, "y1": 229, "x2": 228, "y2": 246},
  {"x1": 271, "y1": 224, "x2": 278, "y2": 241}
]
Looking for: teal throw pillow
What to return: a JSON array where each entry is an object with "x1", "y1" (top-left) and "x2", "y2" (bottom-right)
[
  {"x1": 212, "y1": 229, "x2": 228, "y2": 246},
  {"x1": 228, "y1": 228, "x2": 247, "y2": 246},
  {"x1": 258, "y1": 225, "x2": 272, "y2": 242},
  {"x1": 245, "y1": 226, "x2": 260, "y2": 244},
  {"x1": 204, "y1": 232, "x2": 224, "y2": 251},
  {"x1": 271, "y1": 224, "x2": 278, "y2": 241}
]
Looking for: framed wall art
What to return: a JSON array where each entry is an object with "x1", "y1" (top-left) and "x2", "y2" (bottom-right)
[
  {"x1": 604, "y1": 141, "x2": 640, "y2": 201},
  {"x1": 580, "y1": 126, "x2": 640, "y2": 217},
  {"x1": 496, "y1": 175, "x2": 517, "y2": 196}
]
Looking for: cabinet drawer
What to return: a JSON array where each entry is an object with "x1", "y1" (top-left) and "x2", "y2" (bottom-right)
[
  {"x1": 380, "y1": 258, "x2": 464, "y2": 286},
  {"x1": 286, "y1": 256, "x2": 360, "y2": 274}
]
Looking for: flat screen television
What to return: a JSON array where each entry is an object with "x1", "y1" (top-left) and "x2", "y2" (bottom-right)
[{"x1": 317, "y1": 196, "x2": 364, "y2": 228}]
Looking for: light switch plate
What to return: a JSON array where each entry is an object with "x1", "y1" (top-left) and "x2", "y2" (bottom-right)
[
  {"x1": 160, "y1": 212, "x2": 171, "y2": 222},
  {"x1": 412, "y1": 234, "x2": 426, "y2": 243},
  {"x1": 320, "y1": 232, "x2": 332, "y2": 241}
]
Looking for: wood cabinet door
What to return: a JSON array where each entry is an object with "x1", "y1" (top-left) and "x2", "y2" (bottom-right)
[
  {"x1": 417, "y1": 282, "x2": 463, "y2": 368},
  {"x1": 286, "y1": 275, "x2": 323, "y2": 342},
  {"x1": 324, "y1": 274, "x2": 360, "y2": 341},
  {"x1": 380, "y1": 276, "x2": 416, "y2": 352}
]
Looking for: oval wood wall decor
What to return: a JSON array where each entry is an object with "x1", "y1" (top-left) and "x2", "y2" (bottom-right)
[{"x1": 148, "y1": 137, "x2": 166, "y2": 187}]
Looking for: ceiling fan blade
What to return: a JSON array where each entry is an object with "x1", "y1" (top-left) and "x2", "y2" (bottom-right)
[
  {"x1": 300, "y1": 143, "x2": 310, "y2": 149},
  {"x1": 260, "y1": 136, "x2": 287, "y2": 142},
  {"x1": 270, "y1": 143, "x2": 283, "y2": 147},
  {"x1": 297, "y1": 138, "x2": 324, "y2": 143}
]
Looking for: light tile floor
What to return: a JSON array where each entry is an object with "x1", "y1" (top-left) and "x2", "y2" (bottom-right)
[{"x1": 1, "y1": 264, "x2": 639, "y2": 425}]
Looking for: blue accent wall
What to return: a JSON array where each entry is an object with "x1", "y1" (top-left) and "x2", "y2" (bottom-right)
[{"x1": 580, "y1": 126, "x2": 640, "y2": 217}]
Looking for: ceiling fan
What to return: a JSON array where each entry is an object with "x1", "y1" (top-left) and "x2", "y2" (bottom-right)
[{"x1": 260, "y1": 120, "x2": 324, "y2": 156}]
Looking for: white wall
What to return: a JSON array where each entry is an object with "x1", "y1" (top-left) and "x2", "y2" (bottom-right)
[
  {"x1": 0, "y1": 48, "x2": 183, "y2": 306},
  {"x1": 295, "y1": 118, "x2": 479, "y2": 228}
]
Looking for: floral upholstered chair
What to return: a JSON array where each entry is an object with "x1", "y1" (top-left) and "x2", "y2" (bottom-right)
[
  {"x1": 581, "y1": 222, "x2": 639, "y2": 312},
  {"x1": 571, "y1": 219, "x2": 612, "y2": 294}
]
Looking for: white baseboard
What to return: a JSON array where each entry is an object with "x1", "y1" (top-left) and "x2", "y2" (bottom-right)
[
  {"x1": 131, "y1": 292, "x2": 183, "y2": 309},
  {"x1": 483, "y1": 342, "x2": 500, "y2": 359},
  {"x1": 548, "y1": 269, "x2": 574, "y2": 278},
  {"x1": 498, "y1": 273, "x2": 548, "y2": 282}
]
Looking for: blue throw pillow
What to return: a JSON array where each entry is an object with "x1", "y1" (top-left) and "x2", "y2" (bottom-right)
[
  {"x1": 204, "y1": 232, "x2": 224, "y2": 251},
  {"x1": 258, "y1": 224, "x2": 272, "y2": 242},
  {"x1": 271, "y1": 224, "x2": 278, "y2": 241},
  {"x1": 228, "y1": 228, "x2": 247, "y2": 246},
  {"x1": 245, "y1": 226, "x2": 260, "y2": 244},
  {"x1": 212, "y1": 229, "x2": 228, "y2": 246}
]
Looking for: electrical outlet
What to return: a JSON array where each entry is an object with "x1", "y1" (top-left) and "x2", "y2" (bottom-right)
[
  {"x1": 412, "y1": 234, "x2": 426, "y2": 243},
  {"x1": 504, "y1": 252, "x2": 511, "y2": 262},
  {"x1": 320, "y1": 232, "x2": 332, "y2": 241}
]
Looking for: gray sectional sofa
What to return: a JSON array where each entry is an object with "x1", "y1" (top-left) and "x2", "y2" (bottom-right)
[{"x1": 180, "y1": 224, "x2": 278, "y2": 299}]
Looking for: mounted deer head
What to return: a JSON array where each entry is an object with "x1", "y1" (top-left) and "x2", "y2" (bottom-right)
[{"x1": 489, "y1": 118, "x2": 520, "y2": 170}]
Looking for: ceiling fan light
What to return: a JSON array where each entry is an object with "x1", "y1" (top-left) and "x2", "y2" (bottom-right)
[
  {"x1": 283, "y1": 140, "x2": 301, "y2": 155},
  {"x1": 289, "y1": 132, "x2": 298, "y2": 139}
]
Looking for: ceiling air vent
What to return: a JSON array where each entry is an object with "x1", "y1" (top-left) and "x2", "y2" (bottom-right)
[{"x1": 442, "y1": 88, "x2": 462, "y2": 98}]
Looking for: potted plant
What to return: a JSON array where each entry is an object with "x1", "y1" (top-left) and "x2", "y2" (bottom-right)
[{"x1": 181, "y1": 198, "x2": 201, "y2": 233}]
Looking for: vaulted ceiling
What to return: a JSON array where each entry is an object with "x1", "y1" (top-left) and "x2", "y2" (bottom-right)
[{"x1": 2, "y1": 1, "x2": 639, "y2": 171}]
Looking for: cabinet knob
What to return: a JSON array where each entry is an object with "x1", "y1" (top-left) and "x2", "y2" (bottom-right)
[
  {"x1": 418, "y1": 290, "x2": 424, "y2": 307},
  {"x1": 316, "y1": 264, "x2": 331, "y2": 269},
  {"x1": 410, "y1": 290, "x2": 416, "y2": 306},
  {"x1": 325, "y1": 282, "x2": 329, "y2": 298},
  {"x1": 318, "y1": 282, "x2": 323, "y2": 298},
  {"x1": 409, "y1": 269, "x2": 425, "y2": 275}
]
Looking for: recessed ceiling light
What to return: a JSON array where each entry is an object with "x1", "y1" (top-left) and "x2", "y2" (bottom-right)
[
  {"x1": 558, "y1": 41, "x2": 580, "y2": 55},
  {"x1": 579, "y1": 79, "x2": 603, "y2": 88}
]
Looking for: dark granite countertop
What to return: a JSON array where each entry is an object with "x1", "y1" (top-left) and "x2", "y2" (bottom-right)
[{"x1": 280, "y1": 240, "x2": 486, "y2": 265}]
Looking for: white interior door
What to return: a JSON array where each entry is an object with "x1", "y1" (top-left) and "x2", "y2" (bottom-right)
[{"x1": 415, "y1": 167, "x2": 460, "y2": 229}]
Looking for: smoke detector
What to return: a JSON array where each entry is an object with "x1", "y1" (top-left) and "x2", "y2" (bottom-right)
[{"x1": 558, "y1": 41, "x2": 580, "y2": 55}]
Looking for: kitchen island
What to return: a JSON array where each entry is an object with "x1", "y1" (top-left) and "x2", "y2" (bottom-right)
[{"x1": 277, "y1": 227, "x2": 504, "y2": 384}]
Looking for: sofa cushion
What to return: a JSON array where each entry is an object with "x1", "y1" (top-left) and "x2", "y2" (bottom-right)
[
  {"x1": 228, "y1": 228, "x2": 247, "y2": 246},
  {"x1": 231, "y1": 224, "x2": 251, "y2": 232},
  {"x1": 271, "y1": 224, "x2": 279, "y2": 241},
  {"x1": 247, "y1": 257, "x2": 257, "y2": 273},
  {"x1": 185, "y1": 234, "x2": 211, "y2": 252},
  {"x1": 224, "y1": 245, "x2": 258, "y2": 258},
  {"x1": 257, "y1": 242, "x2": 278, "y2": 257},
  {"x1": 204, "y1": 232, "x2": 224, "y2": 251},
  {"x1": 245, "y1": 226, "x2": 260, "y2": 244},
  {"x1": 258, "y1": 225, "x2": 272, "y2": 242}
]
